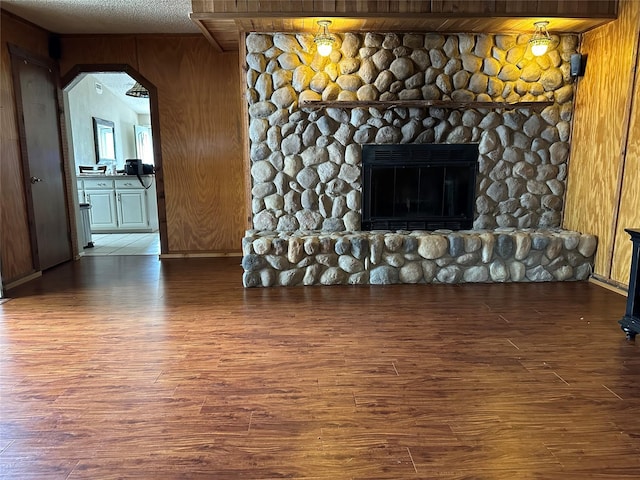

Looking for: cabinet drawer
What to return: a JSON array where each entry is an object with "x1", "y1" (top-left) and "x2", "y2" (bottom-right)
[
  {"x1": 115, "y1": 178, "x2": 144, "y2": 189},
  {"x1": 83, "y1": 179, "x2": 114, "y2": 189},
  {"x1": 77, "y1": 179, "x2": 83, "y2": 189}
]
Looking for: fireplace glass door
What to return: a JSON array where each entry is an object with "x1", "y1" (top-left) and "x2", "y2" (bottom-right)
[{"x1": 362, "y1": 144, "x2": 479, "y2": 230}]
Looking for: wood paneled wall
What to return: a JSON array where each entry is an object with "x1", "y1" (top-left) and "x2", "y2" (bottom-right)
[
  {"x1": 611, "y1": 44, "x2": 640, "y2": 284},
  {"x1": 564, "y1": 0, "x2": 640, "y2": 286},
  {"x1": 137, "y1": 37, "x2": 245, "y2": 253},
  {"x1": 58, "y1": 36, "x2": 138, "y2": 70},
  {"x1": 59, "y1": 35, "x2": 246, "y2": 254},
  {"x1": 0, "y1": 11, "x2": 50, "y2": 284}
]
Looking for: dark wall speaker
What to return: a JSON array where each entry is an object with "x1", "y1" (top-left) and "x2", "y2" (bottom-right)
[
  {"x1": 570, "y1": 53, "x2": 587, "y2": 77},
  {"x1": 48, "y1": 35, "x2": 61, "y2": 60}
]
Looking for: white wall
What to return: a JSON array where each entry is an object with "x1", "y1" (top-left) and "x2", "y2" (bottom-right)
[
  {"x1": 67, "y1": 74, "x2": 139, "y2": 171},
  {"x1": 137, "y1": 114, "x2": 151, "y2": 126}
]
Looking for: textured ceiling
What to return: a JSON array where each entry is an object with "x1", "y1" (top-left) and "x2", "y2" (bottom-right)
[{"x1": 1, "y1": 0, "x2": 199, "y2": 34}]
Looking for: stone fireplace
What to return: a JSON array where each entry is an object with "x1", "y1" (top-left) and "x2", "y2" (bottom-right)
[{"x1": 241, "y1": 31, "x2": 597, "y2": 287}]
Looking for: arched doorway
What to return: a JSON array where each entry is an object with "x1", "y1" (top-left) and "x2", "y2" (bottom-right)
[{"x1": 61, "y1": 65, "x2": 166, "y2": 256}]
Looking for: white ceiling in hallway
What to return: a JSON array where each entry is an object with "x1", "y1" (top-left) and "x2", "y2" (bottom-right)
[
  {"x1": 1, "y1": 0, "x2": 199, "y2": 34},
  {"x1": 87, "y1": 73, "x2": 150, "y2": 115}
]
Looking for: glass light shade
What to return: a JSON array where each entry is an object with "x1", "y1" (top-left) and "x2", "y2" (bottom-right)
[
  {"x1": 530, "y1": 40, "x2": 550, "y2": 56},
  {"x1": 316, "y1": 38, "x2": 333, "y2": 57}
]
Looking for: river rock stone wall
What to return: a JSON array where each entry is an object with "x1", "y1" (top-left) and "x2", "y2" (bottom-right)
[
  {"x1": 242, "y1": 228, "x2": 597, "y2": 287},
  {"x1": 246, "y1": 31, "x2": 578, "y2": 232}
]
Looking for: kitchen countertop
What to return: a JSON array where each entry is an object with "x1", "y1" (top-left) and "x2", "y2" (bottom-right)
[{"x1": 78, "y1": 173, "x2": 155, "y2": 178}]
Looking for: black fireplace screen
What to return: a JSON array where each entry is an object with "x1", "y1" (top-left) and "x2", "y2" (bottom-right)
[{"x1": 362, "y1": 144, "x2": 479, "y2": 231}]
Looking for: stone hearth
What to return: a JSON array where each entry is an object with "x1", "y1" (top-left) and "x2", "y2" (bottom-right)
[{"x1": 242, "y1": 228, "x2": 596, "y2": 287}]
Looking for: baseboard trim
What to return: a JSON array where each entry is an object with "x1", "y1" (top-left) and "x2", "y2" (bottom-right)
[
  {"x1": 160, "y1": 252, "x2": 242, "y2": 259},
  {"x1": 589, "y1": 275, "x2": 628, "y2": 296},
  {"x1": 5, "y1": 271, "x2": 42, "y2": 291}
]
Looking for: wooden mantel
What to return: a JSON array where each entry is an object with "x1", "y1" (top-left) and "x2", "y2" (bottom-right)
[
  {"x1": 190, "y1": 0, "x2": 618, "y2": 52},
  {"x1": 299, "y1": 99, "x2": 554, "y2": 111}
]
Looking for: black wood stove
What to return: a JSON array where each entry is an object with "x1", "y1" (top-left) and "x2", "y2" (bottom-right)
[{"x1": 619, "y1": 229, "x2": 640, "y2": 340}]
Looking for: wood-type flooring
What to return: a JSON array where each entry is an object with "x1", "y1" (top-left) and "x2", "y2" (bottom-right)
[{"x1": 1, "y1": 256, "x2": 639, "y2": 479}]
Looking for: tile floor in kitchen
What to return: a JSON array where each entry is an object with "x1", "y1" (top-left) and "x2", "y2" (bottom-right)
[{"x1": 82, "y1": 233, "x2": 160, "y2": 256}]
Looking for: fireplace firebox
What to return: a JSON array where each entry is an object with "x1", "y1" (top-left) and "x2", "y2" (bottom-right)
[{"x1": 362, "y1": 144, "x2": 479, "y2": 231}]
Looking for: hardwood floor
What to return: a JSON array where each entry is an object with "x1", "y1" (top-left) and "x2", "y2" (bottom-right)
[{"x1": 1, "y1": 256, "x2": 639, "y2": 479}]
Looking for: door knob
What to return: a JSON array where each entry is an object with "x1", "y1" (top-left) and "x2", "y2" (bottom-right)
[{"x1": 30, "y1": 176, "x2": 43, "y2": 184}]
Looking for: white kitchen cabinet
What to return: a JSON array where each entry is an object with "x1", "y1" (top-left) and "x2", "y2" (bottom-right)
[
  {"x1": 85, "y1": 190, "x2": 118, "y2": 230},
  {"x1": 83, "y1": 179, "x2": 116, "y2": 231},
  {"x1": 78, "y1": 175, "x2": 158, "y2": 233},
  {"x1": 117, "y1": 190, "x2": 148, "y2": 229}
]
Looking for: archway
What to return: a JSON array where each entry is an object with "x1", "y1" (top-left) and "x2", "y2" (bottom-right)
[{"x1": 61, "y1": 65, "x2": 166, "y2": 256}]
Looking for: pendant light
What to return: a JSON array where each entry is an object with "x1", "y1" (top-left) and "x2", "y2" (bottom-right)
[
  {"x1": 530, "y1": 21, "x2": 552, "y2": 57},
  {"x1": 314, "y1": 20, "x2": 335, "y2": 57},
  {"x1": 126, "y1": 81, "x2": 149, "y2": 98}
]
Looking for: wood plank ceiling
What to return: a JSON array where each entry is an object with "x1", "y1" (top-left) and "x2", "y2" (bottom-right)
[{"x1": 190, "y1": 1, "x2": 618, "y2": 52}]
